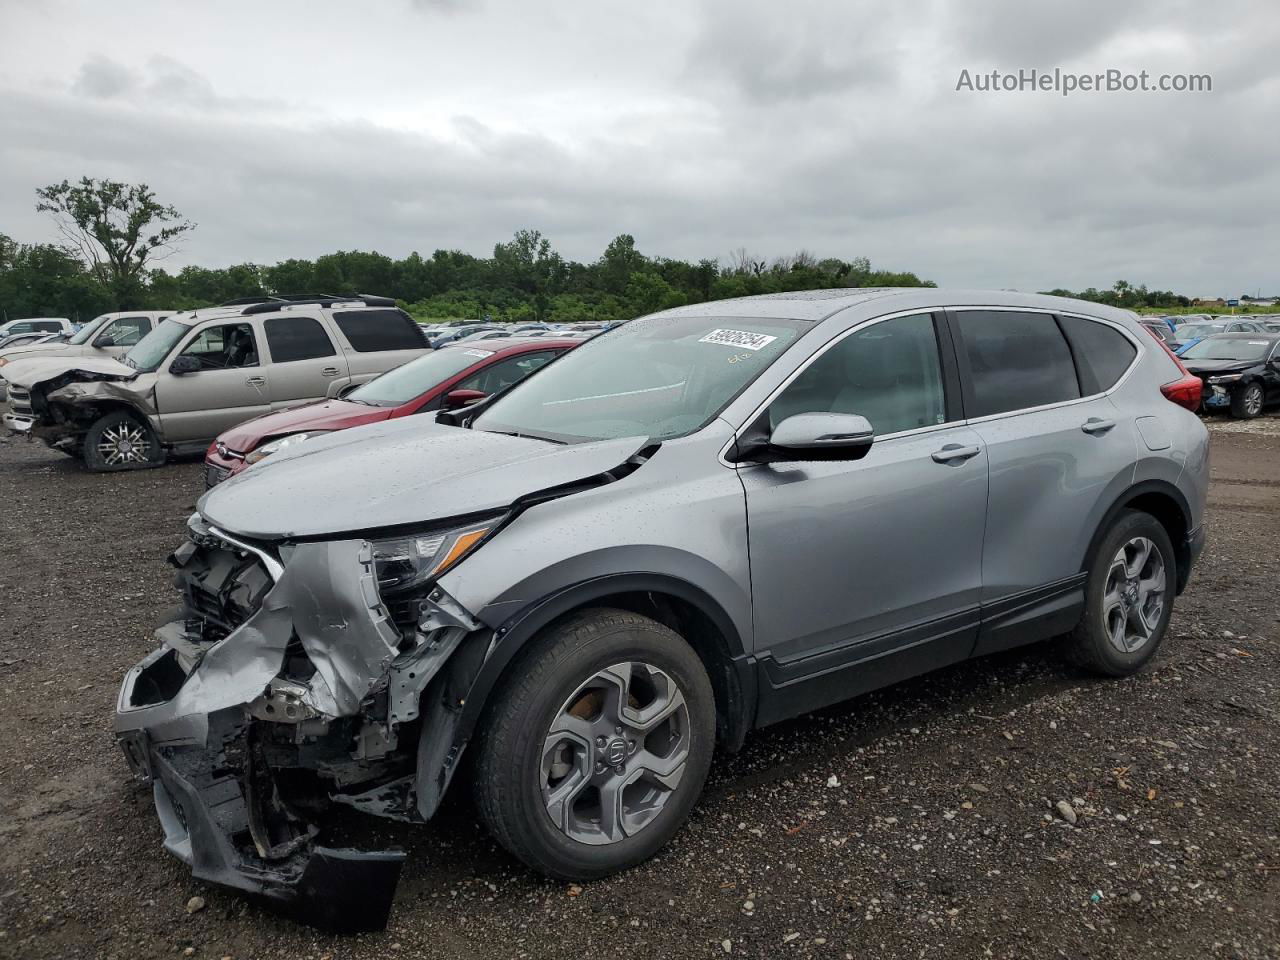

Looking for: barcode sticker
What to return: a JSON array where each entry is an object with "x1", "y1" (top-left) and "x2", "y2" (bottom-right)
[{"x1": 698, "y1": 329, "x2": 778, "y2": 351}]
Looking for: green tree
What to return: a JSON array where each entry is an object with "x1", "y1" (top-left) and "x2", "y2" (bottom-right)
[{"x1": 34, "y1": 177, "x2": 194, "y2": 308}]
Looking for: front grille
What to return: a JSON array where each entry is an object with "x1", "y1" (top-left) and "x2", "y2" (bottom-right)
[
  {"x1": 205, "y1": 463, "x2": 230, "y2": 489},
  {"x1": 8, "y1": 387, "x2": 32, "y2": 416}
]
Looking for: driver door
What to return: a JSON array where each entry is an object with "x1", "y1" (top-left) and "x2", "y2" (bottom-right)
[
  {"x1": 738, "y1": 312, "x2": 989, "y2": 723},
  {"x1": 154, "y1": 320, "x2": 272, "y2": 443}
]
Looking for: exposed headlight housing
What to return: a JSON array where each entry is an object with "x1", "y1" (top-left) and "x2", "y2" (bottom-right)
[
  {"x1": 244, "y1": 431, "x2": 331, "y2": 465},
  {"x1": 371, "y1": 517, "x2": 500, "y2": 594},
  {"x1": 1207, "y1": 373, "x2": 1243, "y2": 384}
]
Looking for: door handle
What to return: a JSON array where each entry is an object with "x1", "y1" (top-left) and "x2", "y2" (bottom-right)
[
  {"x1": 321, "y1": 367, "x2": 341, "y2": 377},
  {"x1": 931, "y1": 443, "x2": 981, "y2": 464},
  {"x1": 245, "y1": 376, "x2": 267, "y2": 387},
  {"x1": 1081, "y1": 417, "x2": 1116, "y2": 435}
]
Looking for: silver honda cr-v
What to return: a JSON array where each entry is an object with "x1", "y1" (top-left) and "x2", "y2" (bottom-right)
[{"x1": 114, "y1": 289, "x2": 1208, "y2": 928}]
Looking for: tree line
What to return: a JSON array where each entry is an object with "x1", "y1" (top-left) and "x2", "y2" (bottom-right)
[{"x1": 0, "y1": 177, "x2": 1224, "y2": 325}]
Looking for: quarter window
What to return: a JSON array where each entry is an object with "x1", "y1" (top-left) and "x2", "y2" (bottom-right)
[
  {"x1": 957, "y1": 311, "x2": 1080, "y2": 417},
  {"x1": 1058, "y1": 315, "x2": 1137, "y2": 394},
  {"x1": 332, "y1": 309, "x2": 425, "y2": 352},
  {"x1": 767, "y1": 312, "x2": 947, "y2": 436},
  {"x1": 264, "y1": 316, "x2": 336, "y2": 363}
]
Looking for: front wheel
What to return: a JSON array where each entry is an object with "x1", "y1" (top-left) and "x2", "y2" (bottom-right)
[
  {"x1": 1230, "y1": 382, "x2": 1265, "y2": 419},
  {"x1": 473, "y1": 608, "x2": 716, "y2": 880},
  {"x1": 83, "y1": 411, "x2": 164, "y2": 472},
  {"x1": 1065, "y1": 510, "x2": 1176, "y2": 676}
]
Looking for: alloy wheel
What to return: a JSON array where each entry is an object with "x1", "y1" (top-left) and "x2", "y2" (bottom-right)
[
  {"x1": 1245, "y1": 385, "x2": 1264, "y2": 416},
  {"x1": 98, "y1": 421, "x2": 153, "y2": 466},
  {"x1": 1101, "y1": 536, "x2": 1166, "y2": 654},
  {"x1": 540, "y1": 661, "x2": 690, "y2": 845}
]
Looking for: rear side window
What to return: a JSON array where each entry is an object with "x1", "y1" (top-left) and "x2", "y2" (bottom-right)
[
  {"x1": 264, "y1": 316, "x2": 336, "y2": 363},
  {"x1": 332, "y1": 309, "x2": 424, "y2": 353},
  {"x1": 1058, "y1": 315, "x2": 1137, "y2": 394},
  {"x1": 34, "y1": 321, "x2": 63, "y2": 332},
  {"x1": 957, "y1": 311, "x2": 1080, "y2": 417}
]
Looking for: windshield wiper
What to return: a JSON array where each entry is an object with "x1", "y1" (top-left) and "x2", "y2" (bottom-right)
[{"x1": 480, "y1": 428, "x2": 566, "y2": 445}]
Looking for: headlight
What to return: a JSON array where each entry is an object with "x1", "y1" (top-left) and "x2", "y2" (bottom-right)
[
  {"x1": 244, "y1": 431, "x2": 331, "y2": 465},
  {"x1": 371, "y1": 517, "x2": 500, "y2": 593},
  {"x1": 1206, "y1": 374, "x2": 1243, "y2": 384}
]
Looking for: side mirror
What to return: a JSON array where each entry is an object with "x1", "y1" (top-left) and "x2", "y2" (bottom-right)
[
  {"x1": 442, "y1": 388, "x2": 488, "y2": 410},
  {"x1": 93, "y1": 334, "x2": 116, "y2": 348},
  {"x1": 169, "y1": 355, "x2": 201, "y2": 375},
  {"x1": 765, "y1": 413, "x2": 875, "y2": 461}
]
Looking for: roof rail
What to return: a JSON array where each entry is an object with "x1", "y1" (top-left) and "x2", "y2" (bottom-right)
[{"x1": 239, "y1": 294, "x2": 397, "y2": 315}]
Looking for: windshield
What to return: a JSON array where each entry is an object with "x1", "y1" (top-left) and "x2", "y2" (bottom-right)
[
  {"x1": 68, "y1": 315, "x2": 113, "y2": 345},
  {"x1": 1178, "y1": 323, "x2": 1226, "y2": 339},
  {"x1": 1181, "y1": 338, "x2": 1272, "y2": 361},
  {"x1": 473, "y1": 315, "x2": 806, "y2": 443},
  {"x1": 123, "y1": 318, "x2": 191, "y2": 372},
  {"x1": 349, "y1": 346, "x2": 491, "y2": 407}
]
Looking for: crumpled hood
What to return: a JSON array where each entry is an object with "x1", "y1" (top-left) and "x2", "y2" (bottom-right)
[
  {"x1": 198, "y1": 416, "x2": 649, "y2": 540},
  {"x1": 2, "y1": 354, "x2": 136, "y2": 389},
  {"x1": 0, "y1": 342, "x2": 81, "y2": 365}
]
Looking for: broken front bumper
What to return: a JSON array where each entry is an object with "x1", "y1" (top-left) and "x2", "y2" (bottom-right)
[{"x1": 115, "y1": 648, "x2": 406, "y2": 932}]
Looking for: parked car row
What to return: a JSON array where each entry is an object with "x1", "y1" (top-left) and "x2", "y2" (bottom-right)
[
  {"x1": 1, "y1": 296, "x2": 428, "y2": 470},
  {"x1": 89, "y1": 288, "x2": 1213, "y2": 930}
]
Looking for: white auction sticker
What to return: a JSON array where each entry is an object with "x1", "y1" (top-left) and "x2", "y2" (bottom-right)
[
  {"x1": 463, "y1": 349, "x2": 495, "y2": 358},
  {"x1": 698, "y1": 328, "x2": 778, "y2": 351}
]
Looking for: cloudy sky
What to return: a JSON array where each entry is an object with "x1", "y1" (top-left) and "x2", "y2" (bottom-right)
[{"x1": 1, "y1": 0, "x2": 1277, "y2": 295}]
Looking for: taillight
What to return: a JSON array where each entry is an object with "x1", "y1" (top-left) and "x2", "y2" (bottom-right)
[{"x1": 1141, "y1": 324, "x2": 1202, "y2": 412}]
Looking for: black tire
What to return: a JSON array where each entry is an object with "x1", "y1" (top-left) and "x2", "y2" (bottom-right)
[
  {"x1": 472, "y1": 608, "x2": 716, "y2": 881},
  {"x1": 82, "y1": 410, "x2": 164, "y2": 472},
  {"x1": 1065, "y1": 510, "x2": 1176, "y2": 676},
  {"x1": 1230, "y1": 382, "x2": 1265, "y2": 419}
]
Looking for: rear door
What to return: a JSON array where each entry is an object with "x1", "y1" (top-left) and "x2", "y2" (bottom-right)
[
  {"x1": 950, "y1": 308, "x2": 1141, "y2": 654},
  {"x1": 154, "y1": 319, "x2": 272, "y2": 443},
  {"x1": 261, "y1": 314, "x2": 349, "y2": 410},
  {"x1": 327, "y1": 308, "x2": 428, "y2": 387}
]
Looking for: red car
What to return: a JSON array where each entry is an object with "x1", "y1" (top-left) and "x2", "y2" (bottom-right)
[{"x1": 203, "y1": 337, "x2": 579, "y2": 486}]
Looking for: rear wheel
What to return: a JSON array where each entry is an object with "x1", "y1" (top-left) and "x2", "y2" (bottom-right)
[
  {"x1": 1230, "y1": 382, "x2": 1265, "y2": 419},
  {"x1": 473, "y1": 608, "x2": 716, "y2": 880},
  {"x1": 1065, "y1": 510, "x2": 1175, "y2": 676},
  {"x1": 83, "y1": 411, "x2": 164, "y2": 472}
]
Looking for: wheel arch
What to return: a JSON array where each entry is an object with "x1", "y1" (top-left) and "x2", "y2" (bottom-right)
[
  {"x1": 465, "y1": 575, "x2": 755, "y2": 754},
  {"x1": 1082, "y1": 480, "x2": 1193, "y2": 593}
]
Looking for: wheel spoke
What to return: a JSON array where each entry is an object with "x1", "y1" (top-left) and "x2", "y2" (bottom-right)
[
  {"x1": 596, "y1": 778, "x2": 627, "y2": 843},
  {"x1": 1123, "y1": 538, "x2": 1151, "y2": 579},
  {"x1": 545, "y1": 769, "x2": 590, "y2": 834}
]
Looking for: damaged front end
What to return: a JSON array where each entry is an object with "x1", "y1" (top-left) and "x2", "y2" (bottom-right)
[
  {"x1": 2, "y1": 363, "x2": 148, "y2": 451},
  {"x1": 113, "y1": 513, "x2": 491, "y2": 931}
]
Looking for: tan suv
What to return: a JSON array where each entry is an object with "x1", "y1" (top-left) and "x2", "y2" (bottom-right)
[{"x1": 2, "y1": 295, "x2": 428, "y2": 471}]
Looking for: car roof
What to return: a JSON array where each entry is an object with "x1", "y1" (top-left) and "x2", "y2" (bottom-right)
[
  {"x1": 1206, "y1": 331, "x2": 1280, "y2": 340},
  {"x1": 645, "y1": 287, "x2": 1139, "y2": 324}
]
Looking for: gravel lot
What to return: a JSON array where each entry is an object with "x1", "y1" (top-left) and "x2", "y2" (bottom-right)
[{"x1": 0, "y1": 417, "x2": 1277, "y2": 960}]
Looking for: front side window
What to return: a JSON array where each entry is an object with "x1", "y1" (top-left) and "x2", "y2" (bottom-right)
[
  {"x1": 332, "y1": 309, "x2": 424, "y2": 352},
  {"x1": 264, "y1": 316, "x2": 336, "y2": 363},
  {"x1": 180, "y1": 322, "x2": 259, "y2": 370},
  {"x1": 458, "y1": 350, "x2": 560, "y2": 395},
  {"x1": 103, "y1": 316, "x2": 151, "y2": 348},
  {"x1": 767, "y1": 312, "x2": 947, "y2": 436},
  {"x1": 957, "y1": 311, "x2": 1080, "y2": 418},
  {"x1": 474, "y1": 316, "x2": 805, "y2": 443}
]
